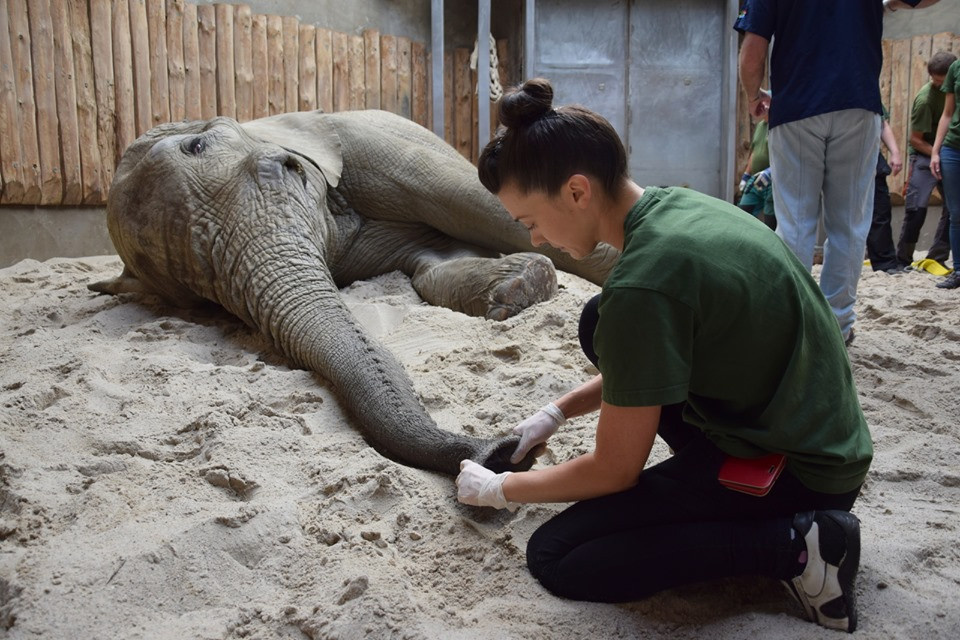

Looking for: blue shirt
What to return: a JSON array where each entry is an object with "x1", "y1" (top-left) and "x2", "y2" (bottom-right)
[{"x1": 734, "y1": 0, "x2": 921, "y2": 128}]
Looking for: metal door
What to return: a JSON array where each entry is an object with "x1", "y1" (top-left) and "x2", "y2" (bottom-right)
[{"x1": 527, "y1": 0, "x2": 736, "y2": 199}]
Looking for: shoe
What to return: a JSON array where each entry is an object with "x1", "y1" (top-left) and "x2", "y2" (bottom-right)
[
  {"x1": 783, "y1": 511, "x2": 861, "y2": 633},
  {"x1": 843, "y1": 329, "x2": 855, "y2": 348},
  {"x1": 883, "y1": 265, "x2": 906, "y2": 275},
  {"x1": 935, "y1": 271, "x2": 960, "y2": 289}
]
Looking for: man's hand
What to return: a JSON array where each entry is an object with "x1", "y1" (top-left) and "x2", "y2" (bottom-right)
[
  {"x1": 889, "y1": 150, "x2": 903, "y2": 177},
  {"x1": 754, "y1": 167, "x2": 772, "y2": 191},
  {"x1": 456, "y1": 460, "x2": 518, "y2": 511},
  {"x1": 510, "y1": 403, "x2": 566, "y2": 463}
]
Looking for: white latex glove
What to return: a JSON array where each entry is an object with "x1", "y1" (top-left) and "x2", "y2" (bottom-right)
[
  {"x1": 510, "y1": 402, "x2": 566, "y2": 464},
  {"x1": 456, "y1": 460, "x2": 518, "y2": 511},
  {"x1": 738, "y1": 172, "x2": 751, "y2": 193}
]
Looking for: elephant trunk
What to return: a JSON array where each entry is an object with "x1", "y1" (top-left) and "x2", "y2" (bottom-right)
[{"x1": 219, "y1": 249, "x2": 532, "y2": 476}]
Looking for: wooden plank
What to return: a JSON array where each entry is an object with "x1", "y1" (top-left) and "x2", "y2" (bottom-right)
[
  {"x1": 128, "y1": 0, "x2": 152, "y2": 136},
  {"x1": 215, "y1": 3, "x2": 235, "y2": 118},
  {"x1": 298, "y1": 24, "x2": 317, "y2": 111},
  {"x1": 879, "y1": 39, "x2": 893, "y2": 118},
  {"x1": 0, "y1": 0, "x2": 24, "y2": 203},
  {"x1": 234, "y1": 5, "x2": 253, "y2": 122},
  {"x1": 282, "y1": 16, "x2": 298, "y2": 112},
  {"x1": 166, "y1": 0, "x2": 185, "y2": 122},
  {"x1": 412, "y1": 41, "x2": 428, "y2": 127},
  {"x1": 397, "y1": 36, "x2": 411, "y2": 119},
  {"x1": 331, "y1": 30, "x2": 349, "y2": 112},
  {"x1": 443, "y1": 49, "x2": 453, "y2": 146},
  {"x1": 182, "y1": 1, "x2": 201, "y2": 121},
  {"x1": 471, "y1": 64, "x2": 478, "y2": 163},
  {"x1": 315, "y1": 27, "x2": 332, "y2": 112},
  {"x1": 379, "y1": 34, "x2": 397, "y2": 114},
  {"x1": 453, "y1": 47, "x2": 472, "y2": 161},
  {"x1": 348, "y1": 34, "x2": 364, "y2": 111},
  {"x1": 89, "y1": 0, "x2": 116, "y2": 189},
  {"x1": 29, "y1": 0, "x2": 63, "y2": 204},
  {"x1": 69, "y1": 0, "x2": 105, "y2": 204},
  {"x1": 197, "y1": 3, "x2": 216, "y2": 119},
  {"x1": 888, "y1": 39, "x2": 911, "y2": 199},
  {"x1": 112, "y1": 0, "x2": 136, "y2": 160},
  {"x1": 266, "y1": 15, "x2": 283, "y2": 115},
  {"x1": 146, "y1": 0, "x2": 169, "y2": 127},
  {"x1": 363, "y1": 29, "x2": 380, "y2": 109},
  {"x1": 6, "y1": 0, "x2": 41, "y2": 203},
  {"x1": 250, "y1": 13, "x2": 268, "y2": 118},
  {"x1": 931, "y1": 31, "x2": 959, "y2": 57},
  {"x1": 910, "y1": 35, "x2": 933, "y2": 117},
  {"x1": 51, "y1": 0, "x2": 82, "y2": 204}
]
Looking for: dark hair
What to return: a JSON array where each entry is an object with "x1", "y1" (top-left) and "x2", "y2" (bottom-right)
[
  {"x1": 478, "y1": 78, "x2": 628, "y2": 197},
  {"x1": 929, "y1": 51, "x2": 957, "y2": 76}
]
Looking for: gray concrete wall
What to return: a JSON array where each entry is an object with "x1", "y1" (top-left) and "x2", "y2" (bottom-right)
[
  {"x1": 883, "y1": 3, "x2": 960, "y2": 39},
  {"x1": 1, "y1": 208, "x2": 115, "y2": 267}
]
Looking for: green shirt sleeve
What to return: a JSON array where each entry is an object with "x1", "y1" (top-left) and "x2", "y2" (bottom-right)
[{"x1": 594, "y1": 287, "x2": 694, "y2": 407}]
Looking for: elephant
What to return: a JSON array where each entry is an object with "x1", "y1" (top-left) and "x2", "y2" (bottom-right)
[{"x1": 88, "y1": 109, "x2": 618, "y2": 476}]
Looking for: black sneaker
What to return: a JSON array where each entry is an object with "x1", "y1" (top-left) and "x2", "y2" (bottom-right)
[
  {"x1": 783, "y1": 510, "x2": 861, "y2": 633},
  {"x1": 935, "y1": 271, "x2": 960, "y2": 289}
]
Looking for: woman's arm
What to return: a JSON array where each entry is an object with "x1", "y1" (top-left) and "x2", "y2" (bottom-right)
[
  {"x1": 881, "y1": 120, "x2": 903, "y2": 176},
  {"x1": 502, "y1": 402, "x2": 660, "y2": 503},
  {"x1": 931, "y1": 92, "x2": 955, "y2": 180}
]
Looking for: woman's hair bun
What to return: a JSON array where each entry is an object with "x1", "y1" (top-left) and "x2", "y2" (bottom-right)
[{"x1": 498, "y1": 78, "x2": 554, "y2": 129}]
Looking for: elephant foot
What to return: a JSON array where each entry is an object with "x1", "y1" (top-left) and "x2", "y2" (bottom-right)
[
  {"x1": 476, "y1": 435, "x2": 537, "y2": 474},
  {"x1": 485, "y1": 253, "x2": 558, "y2": 321},
  {"x1": 412, "y1": 252, "x2": 558, "y2": 320}
]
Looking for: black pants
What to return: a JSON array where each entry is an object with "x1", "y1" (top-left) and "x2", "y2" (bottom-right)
[
  {"x1": 529, "y1": 295, "x2": 860, "y2": 603},
  {"x1": 866, "y1": 153, "x2": 898, "y2": 271}
]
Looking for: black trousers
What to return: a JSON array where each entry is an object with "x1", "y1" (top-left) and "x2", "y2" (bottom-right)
[
  {"x1": 528, "y1": 295, "x2": 860, "y2": 603},
  {"x1": 866, "y1": 153, "x2": 898, "y2": 271}
]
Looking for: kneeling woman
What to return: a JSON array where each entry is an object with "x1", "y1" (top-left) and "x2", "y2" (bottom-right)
[{"x1": 456, "y1": 78, "x2": 872, "y2": 634}]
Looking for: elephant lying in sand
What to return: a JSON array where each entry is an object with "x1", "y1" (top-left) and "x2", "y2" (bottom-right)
[{"x1": 89, "y1": 109, "x2": 618, "y2": 476}]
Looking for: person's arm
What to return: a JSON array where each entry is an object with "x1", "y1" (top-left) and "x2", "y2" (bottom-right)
[
  {"x1": 739, "y1": 32, "x2": 771, "y2": 119},
  {"x1": 884, "y1": 0, "x2": 941, "y2": 11},
  {"x1": 502, "y1": 402, "x2": 660, "y2": 503},
  {"x1": 931, "y1": 92, "x2": 955, "y2": 180},
  {"x1": 910, "y1": 129, "x2": 933, "y2": 157},
  {"x1": 881, "y1": 120, "x2": 903, "y2": 176},
  {"x1": 739, "y1": 151, "x2": 754, "y2": 192}
]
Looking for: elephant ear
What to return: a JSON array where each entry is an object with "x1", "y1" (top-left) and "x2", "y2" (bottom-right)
[{"x1": 240, "y1": 111, "x2": 343, "y2": 187}]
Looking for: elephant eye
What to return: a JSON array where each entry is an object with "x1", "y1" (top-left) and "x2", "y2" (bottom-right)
[{"x1": 183, "y1": 137, "x2": 205, "y2": 156}]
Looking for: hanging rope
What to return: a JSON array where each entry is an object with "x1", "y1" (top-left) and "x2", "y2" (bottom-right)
[{"x1": 469, "y1": 34, "x2": 503, "y2": 102}]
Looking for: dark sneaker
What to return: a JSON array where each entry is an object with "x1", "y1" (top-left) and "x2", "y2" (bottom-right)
[
  {"x1": 783, "y1": 510, "x2": 861, "y2": 633},
  {"x1": 935, "y1": 272, "x2": 960, "y2": 289}
]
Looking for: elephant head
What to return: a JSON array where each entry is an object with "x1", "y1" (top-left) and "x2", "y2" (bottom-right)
[{"x1": 89, "y1": 111, "x2": 577, "y2": 476}]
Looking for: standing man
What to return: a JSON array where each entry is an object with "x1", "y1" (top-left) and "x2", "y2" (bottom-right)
[
  {"x1": 896, "y1": 51, "x2": 957, "y2": 271},
  {"x1": 735, "y1": 0, "x2": 939, "y2": 346}
]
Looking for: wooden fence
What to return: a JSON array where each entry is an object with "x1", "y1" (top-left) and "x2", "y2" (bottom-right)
[
  {"x1": 0, "y1": 0, "x2": 507, "y2": 207},
  {"x1": 736, "y1": 31, "x2": 960, "y2": 205}
]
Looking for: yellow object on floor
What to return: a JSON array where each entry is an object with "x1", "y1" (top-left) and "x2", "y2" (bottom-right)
[{"x1": 912, "y1": 259, "x2": 953, "y2": 276}]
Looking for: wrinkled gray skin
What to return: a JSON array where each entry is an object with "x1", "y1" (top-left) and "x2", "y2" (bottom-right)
[{"x1": 89, "y1": 110, "x2": 618, "y2": 476}]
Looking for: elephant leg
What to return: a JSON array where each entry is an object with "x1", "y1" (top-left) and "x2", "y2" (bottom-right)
[
  {"x1": 411, "y1": 252, "x2": 557, "y2": 320},
  {"x1": 330, "y1": 219, "x2": 558, "y2": 320}
]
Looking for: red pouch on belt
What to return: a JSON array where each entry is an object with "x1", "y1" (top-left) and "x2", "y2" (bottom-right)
[{"x1": 718, "y1": 453, "x2": 786, "y2": 497}]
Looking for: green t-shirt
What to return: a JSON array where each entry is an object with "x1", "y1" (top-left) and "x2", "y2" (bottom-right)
[
  {"x1": 748, "y1": 120, "x2": 770, "y2": 174},
  {"x1": 943, "y1": 59, "x2": 960, "y2": 151},
  {"x1": 593, "y1": 187, "x2": 872, "y2": 494},
  {"x1": 909, "y1": 81, "x2": 947, "y2": 155}
]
